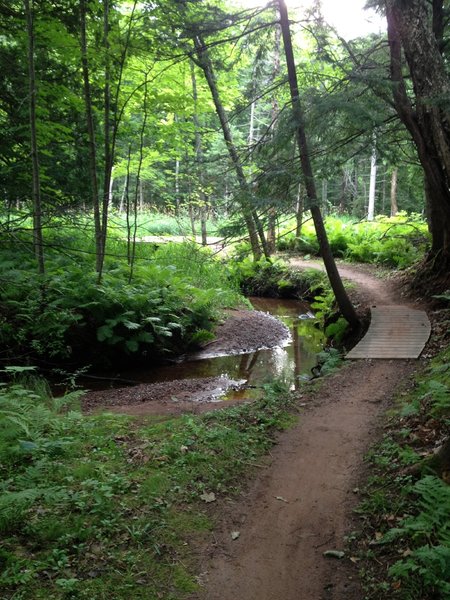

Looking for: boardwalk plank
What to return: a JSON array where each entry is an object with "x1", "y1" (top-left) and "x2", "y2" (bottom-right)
[{"x1": 345, "y1": 305, "x2": 431, "y2": 359}]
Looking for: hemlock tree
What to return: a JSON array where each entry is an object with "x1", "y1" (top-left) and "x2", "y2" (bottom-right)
[{"x1": 382, "y1": 0, "x2": 450, "y2": 281}]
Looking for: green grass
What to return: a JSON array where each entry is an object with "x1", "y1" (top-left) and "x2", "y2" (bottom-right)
[{"x1": 0, "y1": 377, "x2": 298, "y2": 599}]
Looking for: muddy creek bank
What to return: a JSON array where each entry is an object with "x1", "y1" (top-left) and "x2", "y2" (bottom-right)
[{"x1": 81, "y1": 297, "x2": 324, "y2": 414}]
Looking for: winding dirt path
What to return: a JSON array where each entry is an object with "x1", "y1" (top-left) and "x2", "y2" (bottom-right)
[{"x1": 191, "y1": 262, "x2": 422, "y2": 600}]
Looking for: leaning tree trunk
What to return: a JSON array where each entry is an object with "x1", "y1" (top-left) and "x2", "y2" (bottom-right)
[
  {"x1": 191, "y1": 61, "x2": 208, "y2": 247},
  {"x1": 278, "y1": 0, "x2": 359, "y2": 329},
  {"x1": 193, "y1": 35, "x2": 267, "y2": 261},
  {"x1": 386, "y1": 0, "x2": 450, "y2": 275},
  {"x1": 25, "y1": 0, "x2": 45, "y2": 274},
  {"x1": 267, "y1": 22, "x2": 282, "y2": 254}
]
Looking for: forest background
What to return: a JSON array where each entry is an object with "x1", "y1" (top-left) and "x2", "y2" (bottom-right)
[{"x1": 3, "y1": 0, "x2": 447, "y2": 368}]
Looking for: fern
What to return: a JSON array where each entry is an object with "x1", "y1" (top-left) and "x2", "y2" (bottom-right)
[{"x1": 387, "y1": 476, "x2": 450, "y2": 596}]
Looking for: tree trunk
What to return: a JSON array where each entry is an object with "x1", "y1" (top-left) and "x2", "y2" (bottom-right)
[
  {"x1": 191, "y1": 61, "x2": 208, "y2": 247},
  {"x1": 100, "y1": 0, "x2": 111, "y2": 282},
  {"x1": 80, "y1": 0, "x2": 102, "y2": 272},
  {"x1": 193, "y1": 35, "x2": 266, "y2": 260},
  {"x1": 267, "y1": 23, "x2": 282, "y2": 255},
  {"x1": 368, "y1": 140, "x2": 377, "y2": 221},
  {"x1": 390, "y1": 168, "x2": 399, "y2": 217},
  {"x1": 129, "y1": 77, "x2": 149, "y2": 283},
  {"x1": 386, "y1": 0, "x2": 450, "y2": 275},
  {"x1": 278, "y1": 0, "x2": 359, "y2": 329},
  {"x1": 295, "y1": 183, "x2": 303, "y2": 238},
  {"x1": 25, "y1": 0, "x2": 44, "y2": 274}
]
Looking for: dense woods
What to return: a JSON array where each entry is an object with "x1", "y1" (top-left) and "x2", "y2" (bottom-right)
[
  {"x1": 0, "y1": 0, "x2": 444, "y2": 258},
  {"x1": 1, "y1": 1, "x2": 450, "y2": 599}
]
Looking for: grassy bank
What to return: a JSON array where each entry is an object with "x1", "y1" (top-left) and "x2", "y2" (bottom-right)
[{"x1": 0, "y1": 374, "x2": 297, "y2": 599}]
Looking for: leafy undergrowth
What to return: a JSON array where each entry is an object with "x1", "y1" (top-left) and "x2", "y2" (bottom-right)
[
  {"x1": 0, "y1": 373, "x2": 297, "y2": 599},
  {"x1": 0, "y1": 226, "x2": 241, "y2": 368},
  {"x1": 228, "y1": 256, "x2": 327, "y2": 299},
  {"x1": 353, "y1": 343, "x2": 450, "y2": 600},
  {"x1": 277, "y1": 213, "x2": 429, "y2": 269}
]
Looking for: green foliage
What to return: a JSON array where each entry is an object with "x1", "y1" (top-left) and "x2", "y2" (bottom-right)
[
  {"x1": 324, "y1": 317, "x2": 349, "y2": 345},
  {"x1": 0, "y1": 375, "x2": 297, "y2": 599},
  {"x1": 387, "y1": 476, "x2": 450, "y2": 597},
  {"x1": 314, "y1": 348, "x2": 343, "y2": 376},
  {"x1": 229, "y1": 257, "x2": 327, "y2": 299},
  {"x1": 279, "y1": 214, "x2": 429, "y2": 269},
  {"x1": 357, "y1": 345, "x2": 450, "y2": 600},
  {"x1": 0, "y1": 230, "x2": 242, "y2": 366}
]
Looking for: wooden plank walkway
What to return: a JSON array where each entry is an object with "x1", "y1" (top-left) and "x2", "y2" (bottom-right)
[{"x1": 346, "y1": 305, "x2": 431, "y2": 359}]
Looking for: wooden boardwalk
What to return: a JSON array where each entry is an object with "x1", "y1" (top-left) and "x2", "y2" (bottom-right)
[{"x1": 346, "y1": 305, "x2": 431, "y2": 359}]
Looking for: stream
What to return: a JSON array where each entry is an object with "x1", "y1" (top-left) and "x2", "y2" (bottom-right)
[{"x1": 83, "y1": 297, "x2": 324, "y2": 404}]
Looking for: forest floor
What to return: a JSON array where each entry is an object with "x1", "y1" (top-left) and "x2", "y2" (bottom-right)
[{"x1": 81, "y1": 259, "x2": 440, "y2": 599}]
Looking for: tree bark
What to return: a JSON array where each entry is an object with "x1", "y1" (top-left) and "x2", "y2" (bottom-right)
[
  {"x1": 386, "y1": 0, "x2": 450, "y2": 274},
  {"x1": 295, "y1": 183, "x2": 303, "y2": 238},
  {"x1": 390, "y1": 168, "x2": 398, "y2": 217},
  {"x1": 368, "y1": 139, "x2": 377, "y2": 221},
  {"x1": 191, "y1": 61, "x2": 208, "y2": 247},
  {"x1": 278, "y1": 0, "x2": 359, "y2": 329},
  {"x1": 80, "y1": 0, "x2": 102, "y2": 272},
  {"x1": 267, "y1": 23, "x2": 282, "y2": 255},
  {"x1": 193, "y1": 35, "x2": 265, "y2": 260},
  {"x1": 25, "y1": 0, "x2": 44, "y2": 274}
]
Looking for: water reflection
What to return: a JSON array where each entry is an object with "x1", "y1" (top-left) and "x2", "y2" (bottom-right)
[
  {"x1": 244, "y1": 297, "x2": 324, "y2": 392},
  {"x1": 83, "y1": 297, "x2": 324, "y2": 400}
]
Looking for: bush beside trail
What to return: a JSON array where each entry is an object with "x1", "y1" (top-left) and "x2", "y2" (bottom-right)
[
  {"x1": 277, "y1": 213, "x2": 429, "y2": 269},
  {"x1": 0, "y1": 231, "x2": 241, "y2": 369}
]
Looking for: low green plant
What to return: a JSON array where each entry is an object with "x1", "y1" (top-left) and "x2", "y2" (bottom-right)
[
  {"x1": 0, "y1": 375, "x2": 298, "y2": 599},
  {"x1": 0, "y1": 233, "x2": 242, "y2": 367},
  {"x1": 356, "y1": 345, "x2": 450, "y2": 600},
  {"x1": 229, "y1": 257, "x2": 327, "y2": 299},
  {"x1": 386, "y1": 476, "x2": 450, "y2": 597},
  {"x1": 278, "y1": 214, "x2": 429, "y2": 269}
]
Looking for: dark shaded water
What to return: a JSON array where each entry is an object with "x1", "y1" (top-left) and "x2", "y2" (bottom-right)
[{"x1": 81, "y1": 298, "x2": 324, "y2": 400}]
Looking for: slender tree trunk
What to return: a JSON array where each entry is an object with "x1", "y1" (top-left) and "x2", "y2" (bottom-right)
[
  {"x1": 80, "y1": 0, "x2": 102, "y2": 272},
  {"x1": 175, "y1": 157, "x2": 180, "y2": 212},
  {"x1": 139, "y1": 180, "x2": 144, "y2": 212},
  {"x1": 390, "y1": 168, "x2": 399, "y2": 216},
  {"x1": 188, "y1": 203, "x2": 196, "y2": 237},
  {"x1": 109, "y1": 170, "x2": 114, "y2": 208},
  {"x1": 191, "y1": 61, "x2": 208, "y2": 247},
  {"x1": 99, "y1": 0, "x2": 111, "y2": 282},
  {"x1": 295, "y1": 183, "x2": 303, "y2": 238},
  {"x1": 125, "y1": 147, "x2": 132, "y2": 264},
  {"x1": 278, "y1": 0, "x2": 359, "y2": 329},
  {"x1": 25, "y1": 0, "x2": 44, "y2": 274},
  {"x1": 129, "y1": 77, "x2": 148, "y2": 283},
  {"x1": 267, "y1": 24, "x2": 282, "y2": 255},
  {"x1": 368, "y1": 138, "x2": 377, "y2": 221},
  {"x1": 193, "y1": 35, "x2": 265, "y2": 260},
  {"x1": 322, "y1": 179, "x2": 328, "y2": 215},
  {"x1": 200, "y1": 210, "x2": 208, "y2": 246}
]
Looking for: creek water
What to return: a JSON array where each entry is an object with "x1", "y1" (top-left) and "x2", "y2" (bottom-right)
[{"x1": 84, "y1": 297, "x2": 324, "y2": 402}]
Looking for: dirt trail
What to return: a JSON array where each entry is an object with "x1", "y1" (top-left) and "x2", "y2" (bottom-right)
[{"x1": 192, "y1": 262, "x2": 420, "y2": 600}]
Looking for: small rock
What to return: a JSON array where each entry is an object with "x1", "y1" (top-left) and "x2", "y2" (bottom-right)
[{"x1": 323, "y1": 550, "x2": 345, "y2": 559}]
